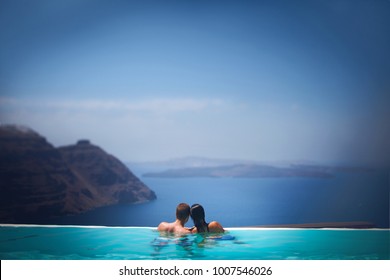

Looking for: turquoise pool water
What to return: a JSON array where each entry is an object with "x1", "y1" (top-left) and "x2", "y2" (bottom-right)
[{"x1": 0, "y1": 225, "x2": 388, "y2": 260}]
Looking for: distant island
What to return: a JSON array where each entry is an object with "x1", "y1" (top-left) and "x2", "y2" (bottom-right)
[
  {"x1": 142, "y1": 159, "x2": 372, "y2": 178},
  {"x1": 143, "y1": 164, "x2": 335, "y2": 178},
  {"x1": 0, "y1": 125, "x2": 156, "y2": 223}
]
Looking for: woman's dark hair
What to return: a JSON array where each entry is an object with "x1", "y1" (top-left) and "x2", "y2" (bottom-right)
[{"x1": 190, "y1": 204, "x2": 208, "y2": 233}]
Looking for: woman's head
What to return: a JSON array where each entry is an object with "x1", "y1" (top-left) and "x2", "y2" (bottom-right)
[{"x1": 190, "y1": 204, "x2": 207, "y2": 232}]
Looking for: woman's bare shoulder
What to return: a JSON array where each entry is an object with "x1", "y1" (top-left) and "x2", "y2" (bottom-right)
[{"x1": 208, "y1": 221, "x2": 224, "y2": 233}]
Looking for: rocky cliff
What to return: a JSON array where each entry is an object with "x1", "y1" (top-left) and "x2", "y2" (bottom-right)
[
  {"x1": 0, "y1": 125, "x2": 156, "y2": 223},
  {"x1": 59, "y1": 140, "x2": 156, "y2": 205}
]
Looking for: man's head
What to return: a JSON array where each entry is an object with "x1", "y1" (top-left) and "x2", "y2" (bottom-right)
[{"x1": 176, "y1": 203, "x2": 190, "y2": 223}]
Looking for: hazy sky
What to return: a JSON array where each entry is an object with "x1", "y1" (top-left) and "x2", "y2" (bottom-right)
[{"x1": 1, "y1": 0, "x2": 389, "y2": 165}]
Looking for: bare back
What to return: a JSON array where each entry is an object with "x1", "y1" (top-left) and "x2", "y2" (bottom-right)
[{"x1": 157, "y1": 221, "x2": 191, "y2": 234}]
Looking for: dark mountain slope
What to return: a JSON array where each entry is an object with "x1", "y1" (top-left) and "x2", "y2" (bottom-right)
[{"x1": 0, "y1": 125, "x2": 155, "y2": 223}]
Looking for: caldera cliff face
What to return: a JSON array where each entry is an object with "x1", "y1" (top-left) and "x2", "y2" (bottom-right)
[{"x1": 0, "y1": 125, "x2": 156, "y2": 223}]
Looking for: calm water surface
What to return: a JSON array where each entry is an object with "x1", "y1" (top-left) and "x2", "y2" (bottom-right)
[
  {"x1": 0, "y1": 226, "x2": 388, "y2": 260},
  {"x1": 48, "y1": 171, "x2": 389, "y2": 228}
]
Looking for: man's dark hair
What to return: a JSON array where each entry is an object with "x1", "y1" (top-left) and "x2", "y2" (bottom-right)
[{"x1": 176, "y1": 203, "x2": 190, "y2": 221}]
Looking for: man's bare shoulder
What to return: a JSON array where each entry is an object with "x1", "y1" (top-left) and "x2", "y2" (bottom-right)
[
  {"x1": 174, "y1": 226, "x2": 191, "y2": 234},
  {"x1": 157, "y1": 222, "x2": 170, "y2": 231}
]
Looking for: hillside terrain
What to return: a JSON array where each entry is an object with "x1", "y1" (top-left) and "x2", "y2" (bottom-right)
[{"x1": 0, "y1": 125, "x2": 156, "y2": 223}]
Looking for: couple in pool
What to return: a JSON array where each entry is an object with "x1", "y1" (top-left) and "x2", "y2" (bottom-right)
[{"x1": 158, "y1": 203, "x2": 224, "y2": 234}]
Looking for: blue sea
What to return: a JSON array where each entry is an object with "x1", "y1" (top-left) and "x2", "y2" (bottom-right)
[{"x1": 48, "y1": 170, "x2": 389, "y2": 228}]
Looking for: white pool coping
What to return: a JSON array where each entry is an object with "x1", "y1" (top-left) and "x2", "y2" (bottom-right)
[{"x1": 0, "y1": 224, "x2": 388, "y2": 230}]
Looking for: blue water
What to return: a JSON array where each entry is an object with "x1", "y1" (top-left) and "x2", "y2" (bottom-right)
[
  {"x1": 0, "y1": 226, "x2": 388, "y2": 260},
  {"x1": 48, "y1": 171, "x2": 389, "y2": 228}
]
